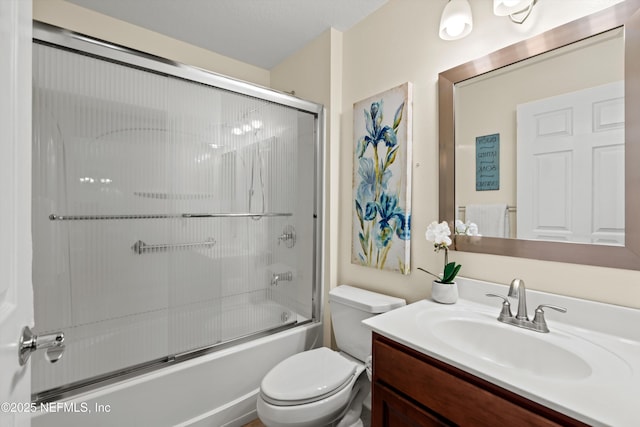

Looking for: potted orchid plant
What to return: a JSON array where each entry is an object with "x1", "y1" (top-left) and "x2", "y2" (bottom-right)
[
  {"x1": 418, "y1": 220, "x2": 478, "y2": 303},
  {"x1": 418, "y1": 221, "x2": 460, "y2": 285}
]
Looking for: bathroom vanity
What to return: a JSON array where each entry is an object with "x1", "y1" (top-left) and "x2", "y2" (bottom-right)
[
  {"x1": 363, "y1": 277, "x2": 640, "y2": 427},
  {"x1": 371, "y1": 333, "x2": 585, "y2": 426}
]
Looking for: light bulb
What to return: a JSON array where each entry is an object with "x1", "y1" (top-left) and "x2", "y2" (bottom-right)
[
  {"x1": 439, "y1": 0, "x2": 473, "y2": 41},
  {"x1": 494, "y1": 0, "x2": 532, "y2": 16},
  {"x1": 445, "y1": 21, "x2": 465, "y2": 38}
]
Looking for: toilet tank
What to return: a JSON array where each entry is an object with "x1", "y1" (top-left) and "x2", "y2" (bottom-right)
[{"x1": 329, "y1": 285, "x2": 406, "y2": 362}]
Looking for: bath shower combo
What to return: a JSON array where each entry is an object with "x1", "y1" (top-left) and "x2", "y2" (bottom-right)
[{"x1": 30, "y1": 22, "x2": 324, "y2": 426}]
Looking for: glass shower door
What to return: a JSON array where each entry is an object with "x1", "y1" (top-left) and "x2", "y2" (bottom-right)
[
  {"x1": 32, "y1": 43, "x2": 176, "y2": 396},
  {"x1": 31, "y1": 33, "x2": 319, "y2": 402}
]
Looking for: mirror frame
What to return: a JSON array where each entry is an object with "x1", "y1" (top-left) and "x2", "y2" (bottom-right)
[{"x1": 439, "y1": 0, "x2": 640, "y2": 270}]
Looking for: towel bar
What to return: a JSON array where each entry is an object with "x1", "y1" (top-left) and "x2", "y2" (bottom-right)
[{"x1": 131, "y1": 238, "x2": 217, "y2": 254}]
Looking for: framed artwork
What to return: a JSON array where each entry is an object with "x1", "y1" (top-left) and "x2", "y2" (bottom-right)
[
  {"x1": 476, "y1": 133, "x2": 500, "y2": 191},
  {"x1": 352, "y1": 82, "x2": 412, "y2": 274}
]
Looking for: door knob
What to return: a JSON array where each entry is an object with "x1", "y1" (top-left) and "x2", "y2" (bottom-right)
[{"x1": 19, "y1": 326, "x2": 65, "y2": 366}]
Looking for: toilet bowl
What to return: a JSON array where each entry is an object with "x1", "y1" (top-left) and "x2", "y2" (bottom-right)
[
  {"x1": 256, "y1": 348, "x2": 367, "y2": 427},
  {"x1": 256, "y1": 285, "x2": 405, "y2": 427}
]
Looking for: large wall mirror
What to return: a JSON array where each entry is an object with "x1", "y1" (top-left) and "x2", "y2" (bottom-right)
[{"x1": 439, "y1": 0, "x2": 640, "y2": 270}]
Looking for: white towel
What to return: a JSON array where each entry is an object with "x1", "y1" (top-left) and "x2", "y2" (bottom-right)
[{"x1": 465, "y1": 204, "x2": 510, "y2": 238}]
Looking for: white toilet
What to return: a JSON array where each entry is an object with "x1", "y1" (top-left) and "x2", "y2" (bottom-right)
[{"x1": 256, "y1": 285, "x2": 406, "y2": 427}]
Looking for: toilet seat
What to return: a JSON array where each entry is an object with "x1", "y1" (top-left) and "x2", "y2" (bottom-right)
[{"x1": 260, "y1": 347, "x2": 357, "y2": 406}]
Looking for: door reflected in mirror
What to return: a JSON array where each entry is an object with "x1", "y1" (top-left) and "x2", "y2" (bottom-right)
[{"x1": 454, "y1": 28, "x2": 624, "y2": 245}]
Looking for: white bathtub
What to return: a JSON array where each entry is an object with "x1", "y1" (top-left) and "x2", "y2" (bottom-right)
[{"x1": 32, "y1": 322, "x2": 321, "y2": 427}]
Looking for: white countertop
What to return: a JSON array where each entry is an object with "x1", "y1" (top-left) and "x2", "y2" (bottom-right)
[{"x1": 362, "y1": 277, "x2": 640, "y2": 426}]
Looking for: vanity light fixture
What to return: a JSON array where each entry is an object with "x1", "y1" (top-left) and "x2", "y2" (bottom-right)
[
  {"x1": 439, "y1": 0, "x2": 537, "y2": 40},
  {"x1": 439, "y1": 0, "x2": 473, "y2": 41},
  {"x1": 493, "y1": 0, "x2": 536, "y2": 24}
]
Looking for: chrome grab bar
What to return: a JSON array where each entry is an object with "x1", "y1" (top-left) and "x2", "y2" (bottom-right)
[
  {"x1": 50, "y1": 212, "x2": 292, "y2": 221},
  {"x1": 182, "y1": 212, "x2": 292, "y2": 218},
  {"x1": 131, "y1": 238, "x2": 217, "y2": 254},
  {"x1": 50, "y1": 214, "x2": 182, "y2": 221}
]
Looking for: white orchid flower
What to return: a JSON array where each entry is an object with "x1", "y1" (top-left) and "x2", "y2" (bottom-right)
[
  {"x1": 467, "y1": 222, "x2": 479, "y2": 236},
  {"x1": 425, "y1": 221, "x2": 452, "y2": 248},
  {"x1": 454, "y1": 219, "x2": 480, "y2": 236}
]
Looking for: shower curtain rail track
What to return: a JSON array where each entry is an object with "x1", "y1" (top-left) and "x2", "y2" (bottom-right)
[{"x1": 49, "y1": 212, "x2": 293, "y2": 221}]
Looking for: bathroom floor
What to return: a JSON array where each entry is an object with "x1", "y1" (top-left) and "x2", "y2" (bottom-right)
[{"x1": 243, "y1": 408, "x2": 371, "y2": 427}]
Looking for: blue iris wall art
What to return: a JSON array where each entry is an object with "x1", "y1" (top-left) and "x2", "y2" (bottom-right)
[{"x1": 352, "y1": 83, "x2": 412, "y2": 274}]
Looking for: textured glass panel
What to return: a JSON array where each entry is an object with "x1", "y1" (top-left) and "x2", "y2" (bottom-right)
[
  {"x1": 32, "y1": 43, "x2": 170, "y2": 393},
  {"x1": 290, "y1": 111, "x2": 317, "y2": 320},
  {"x1": 164, "y1": 77, "x2": 223, "y2": 353},
  {"x1": 31, "y1": 41, "x2": 318, "y2": 396}
]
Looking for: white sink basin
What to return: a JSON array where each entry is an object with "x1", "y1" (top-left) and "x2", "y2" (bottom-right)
[
  {"x1": 418, "y1": 308, "x2": 630, "y2": 381},
  {"x1": 362, "y1": 277, "x2": 640, "y2": 426}
]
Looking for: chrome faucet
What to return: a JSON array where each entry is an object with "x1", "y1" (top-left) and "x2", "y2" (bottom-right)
[
  {"x1": 271, "y1": 271, "x2": 293, "y2": 286},
  {"x1": 508, "y1": 278, "x2": 529, "y2": 321},
  {"x1": 486, "y1": 278, "x2": 567, "y2": 333}
]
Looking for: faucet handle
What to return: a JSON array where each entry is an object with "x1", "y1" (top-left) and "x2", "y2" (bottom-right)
[
  {"x1": 486, "y1": 294, "x2": 513, "y2": 321},
  {"x1": 532, "y1": 304, "x2": 567, "y2": 332}
]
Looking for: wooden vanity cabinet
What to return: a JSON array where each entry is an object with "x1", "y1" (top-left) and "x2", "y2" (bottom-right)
[{"x1": 371, "y1": 333, "x2": 589, "y2": 427}]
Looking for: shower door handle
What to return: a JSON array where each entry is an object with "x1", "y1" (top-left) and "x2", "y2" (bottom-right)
[{"x1": 18, "y1": 326, "x2": 65, "y2": 366}]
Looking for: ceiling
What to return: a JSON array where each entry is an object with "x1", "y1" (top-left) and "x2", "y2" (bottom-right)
[{"x1": 66, "y1": 0, "x2": 389, "y2": 69}]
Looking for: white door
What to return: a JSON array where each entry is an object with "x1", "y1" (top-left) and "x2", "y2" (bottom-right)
[
  {"x1": 0, "y1": 1, "x2": 33, "y2": 426},
  {"x1": 517, "y1": 81, "x2": 625, "y2": 245}
]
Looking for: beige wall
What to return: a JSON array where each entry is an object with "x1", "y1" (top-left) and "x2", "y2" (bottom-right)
[
  {"x1": 338, "y1": 0, "x2": 640, "y2": 308},
  {"x1": 32, "y1": 0, "x2": 270, "y2": 86},
  {"x1": 271, "y1": 28, "x2": 343, "y2": 347}
]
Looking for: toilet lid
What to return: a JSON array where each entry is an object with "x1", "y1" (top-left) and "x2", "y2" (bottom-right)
[{"x1": 260, "y1": 347, "x2": 357, "y2": 405}]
